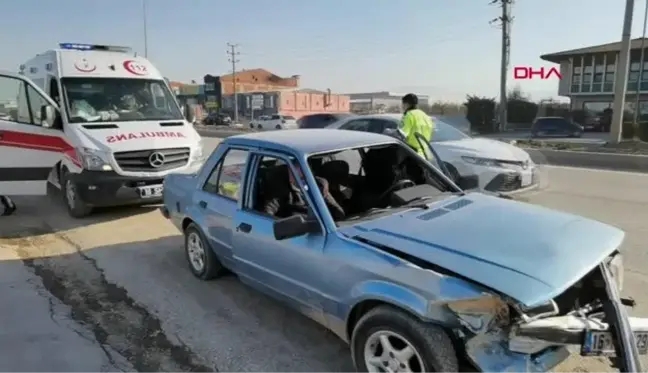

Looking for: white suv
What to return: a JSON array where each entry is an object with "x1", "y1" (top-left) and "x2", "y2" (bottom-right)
[{"x1": 252, "y1": 114, "x2": 298, "y2": 130}]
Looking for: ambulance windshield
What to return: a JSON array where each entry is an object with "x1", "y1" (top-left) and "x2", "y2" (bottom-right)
[{"x1": 61, "y1": 77, "x2": 183, "y2": 123}]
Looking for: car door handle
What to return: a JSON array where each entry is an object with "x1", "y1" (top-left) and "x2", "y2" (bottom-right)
[
  {"x1": 198, "y1": 201, "x2": 207, "y2": 209},
  {"x1": 237, "y1": 222, "x2": 252, "y2": 233}
]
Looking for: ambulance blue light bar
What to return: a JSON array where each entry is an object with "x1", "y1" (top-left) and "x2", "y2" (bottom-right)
[{"x1": 58, "y1": 43, "x2": 132, "y2": 53}]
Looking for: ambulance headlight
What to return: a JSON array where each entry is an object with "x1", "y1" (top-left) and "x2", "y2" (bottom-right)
[
  {"x1": 190, "y1": 140, "x2": 206, "y2": 165},
  {"x1": 78, "y1": 148, "x2": 113, "y2": 171}
]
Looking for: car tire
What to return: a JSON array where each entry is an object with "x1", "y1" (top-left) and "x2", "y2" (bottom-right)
[
  {"x1": 351, "y1": 305, "x2": 459, "y2": 373},
  {"x1": 61, "y1": 167, "x2": 93, "y2": 218},
  {"x1": 184, "y1": 223, "x2": 226, "y2": 281},
  {"x1": 275, "y1": 124, "x2": 282, "y2": 130},
  {"x1": 257, "y1": 124, "x2": 263, "y2": 130},
  {"x1": 250, "y1": 123, "x2": 254, "y2": 129}
]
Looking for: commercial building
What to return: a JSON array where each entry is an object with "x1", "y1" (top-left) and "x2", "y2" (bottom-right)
[
  {"x1": 220, "y1": 89, "x2": 350, "y2": 119},
  {"x1": 541, "y1": 38, "x2": 648, "y2": 116},
  {"x1": 203, "y1": 68, "x2": 300, "y2": 111},
  {"x1": 347, "y1": 91, "x2": 431, "y2": 113}
]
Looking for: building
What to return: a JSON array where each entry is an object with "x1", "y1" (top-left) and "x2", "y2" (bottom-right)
[
  {"x1": 203, "y1": 68, "x2": 300, "y2": 111},
  {"x1": 220, "y1": 89, "x2": 350, "y2": 119},
  {"x1": 541, "y1": 38, "x2": 648, "y2": 116},
  {"x1": 347, "y1": 91, "x2": 431, "y2": 113}
]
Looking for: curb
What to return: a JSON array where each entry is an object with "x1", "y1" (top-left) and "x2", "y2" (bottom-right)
[{"x1": 523, "y1": 148, "x2": 648, "y2": 173}]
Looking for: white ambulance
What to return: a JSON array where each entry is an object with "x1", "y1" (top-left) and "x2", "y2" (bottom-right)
[{"x1": 0, "y1": 43, "x2": 204, "y2": 218}]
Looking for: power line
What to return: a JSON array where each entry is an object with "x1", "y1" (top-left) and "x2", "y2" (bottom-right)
[
  {"x1": 227, "y1": 43, "x2": 241, "y2": 123},
  {"x1": 490, "y1": 0, "x2": 513, "y2": 132}
]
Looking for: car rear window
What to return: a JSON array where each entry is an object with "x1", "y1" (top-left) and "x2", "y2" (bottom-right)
[
  {"x1": 283, "y1": 115, "x2": 296, "y2": 120},
  {"x1": 299, "y1": 115, "x2": 329, "y2": 128},
  {"x1": 535, "y1": 118, "x2": 569, "y2": 129}
]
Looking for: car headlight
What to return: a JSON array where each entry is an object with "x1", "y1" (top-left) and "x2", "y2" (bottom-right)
[
  {"x1": 78, "y1": 148, "x2": 112, "y2": 171},
  {"x1": 462, "y1": 156, "x2": 501, "y2": 167},
  {"x1": 608, "y1": 253, "x2": 624, "y2": 291},
  {"x1": 190, "y1": 140, "x2": 206, "y2": 165}
]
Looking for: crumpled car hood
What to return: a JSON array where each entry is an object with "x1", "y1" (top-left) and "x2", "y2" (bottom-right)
[{"x1": 339, "y1": 193, "x2": 624, "y2": 307}]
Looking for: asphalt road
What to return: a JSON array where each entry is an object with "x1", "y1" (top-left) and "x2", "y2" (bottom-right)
[
  {"x1": 0, "y1": 138, "x2": 647, "y2": 371},
  {"x1": 481, "y1": 130, "x2": 609, "y2": 145}
]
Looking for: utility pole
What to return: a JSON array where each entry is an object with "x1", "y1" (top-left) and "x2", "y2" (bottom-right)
[
  {"x1": 632, "y1": 0, "x2": 648, "y2": 139},
  {"x1": 227, "y1": 43, "x2": 241, "y2": 123},
  {"x1": 610, "y1": 0, "x2": 635, "y2": 143},
  {"x1": 490, "y1": 0, "x2": 513, "y2": 132},
  {"x1": 142, "y1": 0, "x2": 148, "y2": 58}
]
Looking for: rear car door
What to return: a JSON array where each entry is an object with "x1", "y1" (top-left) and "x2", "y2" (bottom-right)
[{"x1": 0, "y1": 71, "x2": 67, "y2": 196}]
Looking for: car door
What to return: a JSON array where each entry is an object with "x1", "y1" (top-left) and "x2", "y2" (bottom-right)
[
  {"x1": 0, "y1": 71, "x2": 66, "y2": 196},
  {"x1": 194, "y1": 147, "x2": 250, "y2": 268},
  {"x1": 231, "y1": 152, "x2": 327, "y2": 321},
  {"x1": 340, "y1": 118, "x2": 372, "y2": 131}
]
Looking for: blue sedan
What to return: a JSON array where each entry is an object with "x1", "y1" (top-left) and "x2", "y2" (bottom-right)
[{"x1": 160, "y1": 129, "x2": 644, "y2": 373}]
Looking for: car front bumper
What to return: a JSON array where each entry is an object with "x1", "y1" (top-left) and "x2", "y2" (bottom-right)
[
  {"x1": 68, "y1": 170, "x2": 164, "y2": 207},
  {"x1": 457, "y1": 162, "x2": 539, "y2": 193}
]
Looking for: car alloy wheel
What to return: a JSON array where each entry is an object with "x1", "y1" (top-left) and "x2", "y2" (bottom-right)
[
  {"x1": 363, "y1": 330, "x2": 425, "y2": 373},
  {"x1": 186, "y1": 231, "x2": 206, "y2": 273}
]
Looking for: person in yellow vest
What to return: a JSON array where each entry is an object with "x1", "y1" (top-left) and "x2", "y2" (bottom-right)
[{"x1": 399, "y1": 93, "x2": 434, "y2": 158}]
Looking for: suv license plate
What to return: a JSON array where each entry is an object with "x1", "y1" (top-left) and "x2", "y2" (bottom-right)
[
  {"x1": 582, "y1": 330, "x2": 648, "y2": 356},
  {"x1": 138, "y1": 185, "x2": 163, "y2": 199}
]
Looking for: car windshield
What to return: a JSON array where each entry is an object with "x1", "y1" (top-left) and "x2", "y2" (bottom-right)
[
  {"x1": 307, "y1": 143, "x2": 455, "y2": 224},
  {"x1": 61, "y1": 77, "x2": 183, "y2": 123},
  {"x1": 430, "y1": 119, "x2": 470, "y2": 142}
]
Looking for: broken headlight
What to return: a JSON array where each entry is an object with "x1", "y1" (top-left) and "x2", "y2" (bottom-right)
[
  {"x1": 446, "y1": 295, "x2": 510, "y2": 332},
  {"x1": 607, "y1": 253, "x2": 624, "y2": 292}
]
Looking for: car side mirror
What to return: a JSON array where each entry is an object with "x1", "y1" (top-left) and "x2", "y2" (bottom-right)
[
  {"x1": 273, "y1": 214, "x2": 320, "y2": 240},
  {"x1": 456, "y1": 175, "x2": 480, "y2": 190},
  {"x1": 41, "y1": 105, "x2": 60, "y2": 129},
  {"x1": 183, "y1": 104, "x2": 195, "y2": 123}
]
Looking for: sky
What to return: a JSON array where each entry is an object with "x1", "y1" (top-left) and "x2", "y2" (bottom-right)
[{"x1": 1, "y1": 0, "x2": 648, "y2": 103}]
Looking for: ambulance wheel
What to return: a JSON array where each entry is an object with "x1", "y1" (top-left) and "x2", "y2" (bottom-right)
[{"x1": 61, "y1": 168, "x2": 93, "y2": 218}]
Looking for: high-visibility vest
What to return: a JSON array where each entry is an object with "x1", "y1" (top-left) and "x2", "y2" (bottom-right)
[{"x1": 400, "y1": 109, "x2": 434, "y2": 157}]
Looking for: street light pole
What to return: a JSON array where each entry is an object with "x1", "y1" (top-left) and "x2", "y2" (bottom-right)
[
  {"x1": 610, "y1": 0, "x2": 635, "y2": 143},
  {"x1": 632, "y1": 0, "x2": 648, "y2": 137},
  {"x1": 142, "y1": 0, "x2": 148, "y2": 58}
]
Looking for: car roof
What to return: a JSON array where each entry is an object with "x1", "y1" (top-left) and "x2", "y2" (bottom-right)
[{"x1": 224, "y1": 129, "x2": 398, "y2": 155}]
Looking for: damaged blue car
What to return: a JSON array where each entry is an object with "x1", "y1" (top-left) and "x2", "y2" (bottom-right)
[{"x1": 161, "y1": 129, "x2": 647, "y2": 372}]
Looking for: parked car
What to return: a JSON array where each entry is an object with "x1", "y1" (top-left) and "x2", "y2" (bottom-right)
[
  {"x1": 327, "y1": 114, "x2": 538, "y2": 193},
  {"x1": 250, "y1": 114, "x2": 298, "y2": 130},
  {"x1": 531, "y1": 117, "x2": 584, "y2": 138},
  {"x1": 297, "y1": 112, "x2": 356, "y2": 129},
  {"x1": 161, "y1": 129, "x2": 645, "y2": 373},
  {"x1": 203, "y1": 113, "x2": 232, "y2": 126}
]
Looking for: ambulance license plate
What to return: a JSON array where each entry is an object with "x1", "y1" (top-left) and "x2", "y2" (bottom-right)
[
  {"x1": 138, "y1": 185, "x2": 163, "y2": 199},
  {"x1": 582, "y1": 331, "x2": 648, "y2": 356}
]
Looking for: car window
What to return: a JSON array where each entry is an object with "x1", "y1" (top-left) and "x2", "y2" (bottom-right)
[
  {"x1": 283, "y1": 115, "x2": 295, "y2": 120},
  {"x1": 270, "y1": 114, "x2": 281, "y2": 120},
  {"x1": 535, "y1": 118, "x2": 569, "y2": 129},
  {"x1": 430, "y1": 120, "x2": 470, "y2": 142},
  {"x1": 249, "y1": 155, "x2": 312, "y2": 218},
  {"x1": 341, "y1": 119, "x2": 371, "y2": 131},
  {"x1": 203, "y1": 148, "x2": 249, "y2": 201}
]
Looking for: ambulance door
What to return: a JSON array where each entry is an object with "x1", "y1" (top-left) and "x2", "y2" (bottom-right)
[{"x1": 0, "y1": 71, "x2": 69, "y2": 196}]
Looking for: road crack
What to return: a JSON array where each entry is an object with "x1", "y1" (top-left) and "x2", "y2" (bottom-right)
[{"x1": 10, "y1": 225, "x2": 216, "y2": 372}]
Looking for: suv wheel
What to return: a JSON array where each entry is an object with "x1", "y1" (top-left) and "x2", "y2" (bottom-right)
[
  {"x1": 351, "y1": 305, "x2": 458, "y2": 372},
  {"x1": 61, "y1": 168, "x2": 93, "y2": 218}
]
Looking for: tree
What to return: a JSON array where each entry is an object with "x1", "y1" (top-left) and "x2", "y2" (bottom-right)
[{"x1": 464, "y1": 95, "x2": 497, "y2": 134}]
